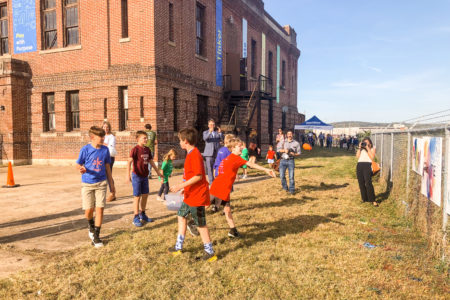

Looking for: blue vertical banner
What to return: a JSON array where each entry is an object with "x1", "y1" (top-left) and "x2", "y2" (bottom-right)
[
  {"x1": 12, "y1": 0, "x2": 37, "y2": 54},
  {"x1": 242, "y1": 18, "x2": 247, "y2": 58},
  {"x1": 215, "y1": 0, "x2": 223, "y2": 86}
]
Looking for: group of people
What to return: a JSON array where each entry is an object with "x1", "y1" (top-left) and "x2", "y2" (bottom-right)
[
  {"x1": 75, "y1": 119, "x2": 298, "y2": 261},
  {"x1": 75, "y1": 117, "x2": 377, "y2": 260}
]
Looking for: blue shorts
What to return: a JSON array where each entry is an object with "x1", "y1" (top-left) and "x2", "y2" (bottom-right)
[{"x1": 132, "y1": 173, "x2": 149, "y2": 196}]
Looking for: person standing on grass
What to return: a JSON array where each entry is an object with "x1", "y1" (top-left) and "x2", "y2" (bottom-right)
[
  {"x1": 76, "y1": 126, "x2": 115, "y2": 248},
  {"x1": 156, "y1": 149, "x2": 177, "y2": 202},
  {"x1": 239, "y1": 142, "x2": 249, "y2": 179},
  {"x1": 210, "y1": 138, "x2": 276, "y2": 238},
  {"x1": 103, "y1": 121, "x2": 117, "y2": 202},
  {"x1": 144, "y1": 124, "x2": 158, "y2": 179},
  {"x1": 319, "y1": 132, "x2": 325, "y2": 147},
  {"x1": 169, "y1": 128, "x2": 217, "y2": 262},
  {"x1": 265, "y1": 145, "x2": 277, "y2": 169},
  {"x1": 126, "y1": 131, "x2": 164, "y2": 227},
  {"x1": 277, "y1": 130, "x2": 301, "y2": 195},
  {"x1": 203, "y1": 119, "x2": 223, "y2": 184},
  {"x1": 356, "y1": 137, "x2": 378, "y2": 206}
]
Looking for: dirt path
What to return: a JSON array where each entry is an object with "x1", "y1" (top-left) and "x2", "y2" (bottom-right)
[{"x1": 0, "y1": 165, "x2": 268, "y2": 278}]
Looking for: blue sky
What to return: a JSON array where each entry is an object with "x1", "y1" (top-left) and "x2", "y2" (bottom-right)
[{"x1": 264, "y1": 0, "x2": 450, "y2": 123}]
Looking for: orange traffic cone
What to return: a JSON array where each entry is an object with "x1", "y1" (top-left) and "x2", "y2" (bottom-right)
[{"x1": 2, "y1": 161, "x2": 20, "y2": 188}]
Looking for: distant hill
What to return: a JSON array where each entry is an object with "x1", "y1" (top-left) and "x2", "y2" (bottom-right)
[{"x1": 330, "y1": 121, "x2": 389, "y2": 128}]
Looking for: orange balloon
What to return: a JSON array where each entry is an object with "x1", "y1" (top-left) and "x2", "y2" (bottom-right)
[{"x1": 303, "y1": 144, "x2": 312, "y2": 151}]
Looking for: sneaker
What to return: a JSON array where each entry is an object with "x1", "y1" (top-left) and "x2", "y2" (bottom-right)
[
  {"x1": 241, "y1": 174, "x2": 247, "y2": 179},
  {"x1": 197, "y1": 251, "x2": 218, "y2": 262},
  {"x1": 187, "y1": 220, "x2": 200, "y2": 236},
  {"x1": 168, "y1": 246, "x2": 183, "y2": 257},
  {"x1": 133, "y1": 215, "x2": 143, "y2": 227},
  {"x1": 210, "y1": 205, "x2": 218, "y2": 213},
  {"x1": 148, "y1": 175, "x2": 153, "y2": 179},
  {"x1": 88, "y1": 227, "x2": 95, "y2": 241},
  {"x1": 92, "y1": 236, "x2": 104, "y2": 248},
  {"x1": 139, "y1": 211, "x2": 153, "y2": 223},
  {"x1": 156, "y1": 196, "x2": 165, "y2": 202},
  {"x1": 228, "y1": 228, "x2": 240, "y2": 238}
]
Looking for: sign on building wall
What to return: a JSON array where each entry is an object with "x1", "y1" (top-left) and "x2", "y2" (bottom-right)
[
  {"x1": 420, "y1": 137, "x2": 443, "y2": 207},
  {"x1": 276, "y1": 45, "x2": 280, "y2": 103},
  {"x1": 12, "y1": 0, "x2": 37, "y2": 54},
  {"x1": 242, "y1": 18, "x2": 247, "y2": 58},
  {"x1": 215, "y1": 0, "x2": 223, "y2": 86}
]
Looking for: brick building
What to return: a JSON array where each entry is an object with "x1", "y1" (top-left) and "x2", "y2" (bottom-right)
[{"x1": 0, "y1": 0, "x2": 303, "y2": 166}]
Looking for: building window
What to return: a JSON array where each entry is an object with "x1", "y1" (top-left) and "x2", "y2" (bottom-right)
[
  {"x1": 43, "y1": 93, "x2": 55, "y2": 131},
  {"x1": 66, "y1": 91, "x2": 80, "y2": 131},
  {"x1": 0, "y1": 4, "x2": 8, "y2": 55},
  {"x1": 173, "y1": 88, "x2": 178, "y2": 131},
  {"x1": 121, "y1": 0, "x2": 128, "y2": 38},
  {"x1": 64, "y1": 0, "x2": 79, "y2": 46},
  {"x1": 169, "y1": 2, "x2": 174, "y2": 42},
  {"x1": 103, "y1": 98, "x2": 107, "y2": 119},
  {"x1": 119, "y1": 87, "x2": 128, "y2": 131},
  {"x1": 281, "y1": 60, "x2": 286, "y2": 88},
  {"x1": 251, "y1": 39, "x2": 257, "y2": 78},
  {"x1": 195, "y1": 2, "x2": 205, "y2": 56},
  {"x1": 268, "y1": 51, "x2": 273, "y2": 80},
  {"x1": 140, "y1": 96, "x2": 144, "y2": 118},
  {"x1": 42, "y1": 0, "x2": 57, "y2": 49}
]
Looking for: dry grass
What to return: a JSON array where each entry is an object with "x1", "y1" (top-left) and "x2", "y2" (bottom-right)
[{"x1": 0, "y1": 148, "x2": 448, "y2": 299}]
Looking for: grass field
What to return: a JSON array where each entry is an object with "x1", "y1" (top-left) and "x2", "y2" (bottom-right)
[{"x1": 0, "y1": 148, "x2": 448, "y2": 299}]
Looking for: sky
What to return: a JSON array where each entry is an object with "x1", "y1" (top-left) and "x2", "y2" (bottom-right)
[{"x1": 263, "y1": 0, "x2": 450, "y2": 123}]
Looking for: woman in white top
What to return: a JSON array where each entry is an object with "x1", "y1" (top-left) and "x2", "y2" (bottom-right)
[
  {"x1": 103, "y1": 121, "x2": 117, "y2": 202},
  {"x1": 356, "y1": 137, "x2": 377, "y2": 206}
]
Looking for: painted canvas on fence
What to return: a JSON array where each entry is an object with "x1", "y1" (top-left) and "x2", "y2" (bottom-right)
[
  {"x1": 420, "y1": 137, "x2": 442, "y2": 207},
  {"x1": 412, "y1": 137, "x2": 424, "y2": 175}
]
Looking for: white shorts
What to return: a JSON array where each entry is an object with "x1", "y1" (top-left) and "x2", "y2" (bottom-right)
[{"x1": 267, "y1": 159, "x2": 275, "y2": 164}]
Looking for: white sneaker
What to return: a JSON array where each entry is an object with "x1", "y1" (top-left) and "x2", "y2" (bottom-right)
[
  {"x1": 88, "y1": 229, "x2": 94, "y2": 241},
  {"x1": 156, "y1": 196, "x2": 164, "y2": 202},
  {"x1": 241, "y1": 175, "x2": 247, "y2": 179}
]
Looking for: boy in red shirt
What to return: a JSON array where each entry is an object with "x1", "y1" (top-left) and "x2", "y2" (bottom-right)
[
  {"x1": 169, "y1": 128, "x2": 217, "y2": 262},
  {"x1": 265, "y1": 145, "x2": 277, "y2": 169},
  {"x1": 210, "y1": 138, "x2": 276, "y2": 237},
  {"x1": 126, "y1": 131, "x2": 163, "y2": 227}
]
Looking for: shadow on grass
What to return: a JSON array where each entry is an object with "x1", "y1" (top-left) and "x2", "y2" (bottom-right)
[
  {"x1": 300, "y1": 165, "x2": 324, "y2": 169},
  {"x1": 234, "y1": 175, "x2": 272, "y2": 186},
  {"x1": 232, "y1": 196, "x2": 317, "y2": 213},
  {"x1": 376, "y1": 173, "x2": 393, "y2": 204},
  {"x1": 217, "y1": 213, "x2": 344, "y2": 258},
  {"x1": 299, "y1": 182, "x2": 349, "y2": 192}
]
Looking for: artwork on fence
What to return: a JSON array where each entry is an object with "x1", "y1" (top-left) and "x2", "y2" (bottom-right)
[
  {"x1": 412, "y1": 137, "x2": 424, "y2": 175},
  {"x1": 420, "y1": 137, "x2": 442, "y2": 207}
]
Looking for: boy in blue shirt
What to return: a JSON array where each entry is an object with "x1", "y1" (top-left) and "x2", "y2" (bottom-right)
[{"x1": 76, "y1": 126, "x2": 115, "y2": 248}]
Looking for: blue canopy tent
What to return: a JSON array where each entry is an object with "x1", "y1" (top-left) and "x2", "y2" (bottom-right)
[{"x1": 294, "y1": 115, "x2": 333, "y2": 131}]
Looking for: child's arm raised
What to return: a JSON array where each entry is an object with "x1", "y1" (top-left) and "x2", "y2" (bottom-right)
[
  {"x1": 245, "y1": 161, "x2": 276, "y2": 178},
  {"x1": 105, "y1": 163, "x2": 115, "y2": 193},
  {"x1": 170, "y1": 175, "x2": 202, "y2": 193}
]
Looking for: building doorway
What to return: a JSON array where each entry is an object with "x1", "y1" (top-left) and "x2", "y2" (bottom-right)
[{"x1": 196, "y1": 95, "x2": 209, "y2": 150}]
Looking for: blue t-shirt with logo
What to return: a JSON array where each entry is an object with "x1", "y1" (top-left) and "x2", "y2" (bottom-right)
[{"x1": 76, "y1": 144, "x2": 111, "y2": 184}]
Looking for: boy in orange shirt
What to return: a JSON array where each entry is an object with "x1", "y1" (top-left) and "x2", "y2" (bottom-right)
[
  {"x1": 210, "y1": 138, "x2": 276, "y2": 237},
  {"x1": 169, "y1": 128, "x2": 217, "y2": 262}
]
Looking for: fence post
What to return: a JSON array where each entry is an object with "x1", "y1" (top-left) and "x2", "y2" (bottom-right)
[
  {"x1": 406, "y1": 131, "x2": 411, "y2": 205},
  {"x1": 390, "y1": 133, "x2": 394, "y2": 182},
  {"x1": 442, "y1": 125, "x2": 449, "y2": 261},
  {"x1": 380, "y1": 133, "x2": 384, "y2": 177}
]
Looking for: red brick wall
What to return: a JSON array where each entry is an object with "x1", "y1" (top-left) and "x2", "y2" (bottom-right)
[{"x1": 0, "y1": 0, "x2": 301, "y2": 165}]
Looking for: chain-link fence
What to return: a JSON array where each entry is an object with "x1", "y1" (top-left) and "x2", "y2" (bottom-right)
[{"x1": 371, "y1": 126, "x2": 449, "y2": 261}]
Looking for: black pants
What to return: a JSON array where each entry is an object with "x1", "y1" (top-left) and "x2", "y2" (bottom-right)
[
  {"x1": 356, "y1": 162, "x2": 375, "y2": 202},
  {"x1": 158, "y1": 182, "x2": 169, "y2": 197}
]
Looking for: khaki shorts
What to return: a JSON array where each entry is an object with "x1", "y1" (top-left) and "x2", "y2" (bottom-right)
[{"x1": 81, "y1": 180, "x2": 107, "y2": 209}]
